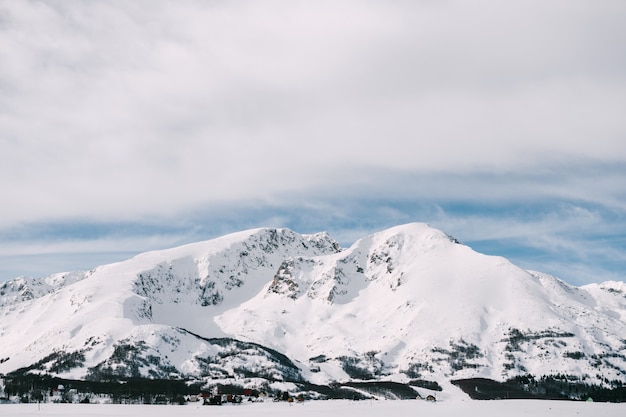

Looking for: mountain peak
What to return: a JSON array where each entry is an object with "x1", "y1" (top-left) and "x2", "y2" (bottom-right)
[{"x1": 0, "y1": 224, "x2": 624, "y2": 396}]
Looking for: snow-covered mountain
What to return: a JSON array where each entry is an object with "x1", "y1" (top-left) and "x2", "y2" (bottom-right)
[{"x1": 1, "y1": 223, "x2": 624, "y2": 395}]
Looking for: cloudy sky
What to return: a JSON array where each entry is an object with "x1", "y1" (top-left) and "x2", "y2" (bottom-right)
[{"x1": 1, "y1": 0, "x2": 625, "y2": 286}]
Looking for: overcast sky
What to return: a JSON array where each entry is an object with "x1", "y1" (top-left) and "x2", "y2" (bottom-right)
[{"x1": 1, "y1": 0, "x2": 625, "y2": 286}]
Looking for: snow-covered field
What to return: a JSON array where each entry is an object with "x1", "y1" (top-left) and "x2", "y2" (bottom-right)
[{"x1": 1, "y1": 399, "x2": 623, "y2": 417}]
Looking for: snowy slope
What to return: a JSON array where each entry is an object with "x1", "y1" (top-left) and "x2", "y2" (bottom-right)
[
  {"x1": 0, "y1": 228, "x2": 339, "y2": 379},
  {"x1": 216, "y1": 224, "x2": 626, "y2": 385},
  {"x1": 0, "y1": 223, "x2": 624, "y2": 391}
]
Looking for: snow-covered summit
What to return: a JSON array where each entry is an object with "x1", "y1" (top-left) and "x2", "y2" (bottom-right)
[
  {"x1": 0, "y1": 223, "x2": 624, "y2": 392},
  {"x1": 217, "y1": 223, "x2": 626, "y2": 385}
]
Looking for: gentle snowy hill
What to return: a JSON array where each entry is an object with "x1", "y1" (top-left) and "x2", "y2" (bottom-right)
[{"x1": 0, "y1": 224, "x2": 624, "y2": 396}]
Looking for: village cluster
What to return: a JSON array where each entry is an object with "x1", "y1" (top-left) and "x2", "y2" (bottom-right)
[{"x1": 0, "y1": 380, "x2": 314, "y2": 405}]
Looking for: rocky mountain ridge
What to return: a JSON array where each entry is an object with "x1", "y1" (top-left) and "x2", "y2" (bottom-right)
[{"x1": 1, "y1": 223, "x2": 624, "y2": 399}]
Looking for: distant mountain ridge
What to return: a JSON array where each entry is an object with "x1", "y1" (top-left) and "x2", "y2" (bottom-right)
[{"x1": 1, "y1": 223, "x2": 624, "y2": 399}]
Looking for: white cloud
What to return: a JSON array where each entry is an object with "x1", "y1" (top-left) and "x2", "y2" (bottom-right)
[
  {"x1": 0, "y1": 1, "x2": 625, "y2": 284},
  {"x1": 2, "y1": 1, "x2": 625, "y2": 226}
]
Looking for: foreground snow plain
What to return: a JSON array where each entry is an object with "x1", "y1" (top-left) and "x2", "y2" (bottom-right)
[{"x1": 2, "y1": 399, "x2": 623, "y2": 417}]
